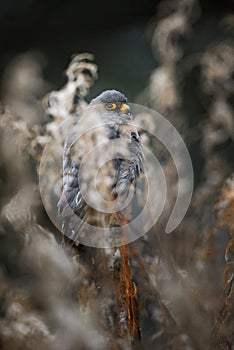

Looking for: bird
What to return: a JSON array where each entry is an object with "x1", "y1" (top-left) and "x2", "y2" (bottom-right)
[{"x1": 57, "y1": 90, "x2": 144, "y2": 246}]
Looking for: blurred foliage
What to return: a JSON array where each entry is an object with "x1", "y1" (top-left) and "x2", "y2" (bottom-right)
[{"x1": 0, "y1": 0, "x2": 234, "y2": 349}]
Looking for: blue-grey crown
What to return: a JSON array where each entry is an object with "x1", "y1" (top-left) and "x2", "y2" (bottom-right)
[{"x1": 90, "y1": 90, "x2": 128, "y2": 104}]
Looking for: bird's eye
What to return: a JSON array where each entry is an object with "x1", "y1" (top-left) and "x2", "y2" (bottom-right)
[{"x1": 106, "y1": 103, "x2": 117, "y2": 110}]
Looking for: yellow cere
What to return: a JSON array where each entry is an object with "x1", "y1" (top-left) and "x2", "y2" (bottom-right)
[{"x1": 120, "y1": 103, "x2": 130, "y2": 115}]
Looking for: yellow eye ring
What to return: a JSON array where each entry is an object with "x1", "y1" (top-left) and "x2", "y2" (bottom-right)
[{"x1": 105, "y1": 103, "x2": 117, "y2": 110}]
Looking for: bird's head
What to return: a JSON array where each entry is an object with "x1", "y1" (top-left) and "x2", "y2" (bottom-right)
[{"x1": 90, "y1": 90, "x2": 131, "y2": 116}]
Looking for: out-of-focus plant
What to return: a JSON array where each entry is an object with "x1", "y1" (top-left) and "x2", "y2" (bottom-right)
[
  {"x1": 137, "y1": 0, "x2": 234, "y2": 349},
  {"x1": 0, "y1": 0, "x2": 234, "y2": 349}
]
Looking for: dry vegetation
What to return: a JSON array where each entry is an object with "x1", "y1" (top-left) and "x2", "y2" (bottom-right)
[{"x1": 0, "y1": 0, "x2": 234, "y2": 349}]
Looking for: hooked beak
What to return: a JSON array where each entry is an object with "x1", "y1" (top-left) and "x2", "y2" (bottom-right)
[{"x1": 120, "y1": 103, "x2": 131, "y2": 115}]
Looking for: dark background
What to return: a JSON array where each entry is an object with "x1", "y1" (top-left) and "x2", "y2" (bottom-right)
[{"x1": 0, "y1": 0, "x2": 234, "y2": 101}]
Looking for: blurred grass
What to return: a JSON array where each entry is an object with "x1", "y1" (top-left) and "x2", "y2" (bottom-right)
[{"x1": 0, "y1": 0, "x2": 234, "y2": 349}]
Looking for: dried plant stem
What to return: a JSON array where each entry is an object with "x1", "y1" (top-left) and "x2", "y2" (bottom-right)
[
  {"x1": 113, "y1": 243, "x2": 140, "y2": 343},
  {"x1": 211, "y1": 176, "x2": 234, "y2": 349},
  {"x1": 211, "y1": 227, "x2": 234, "y2": 349}
]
